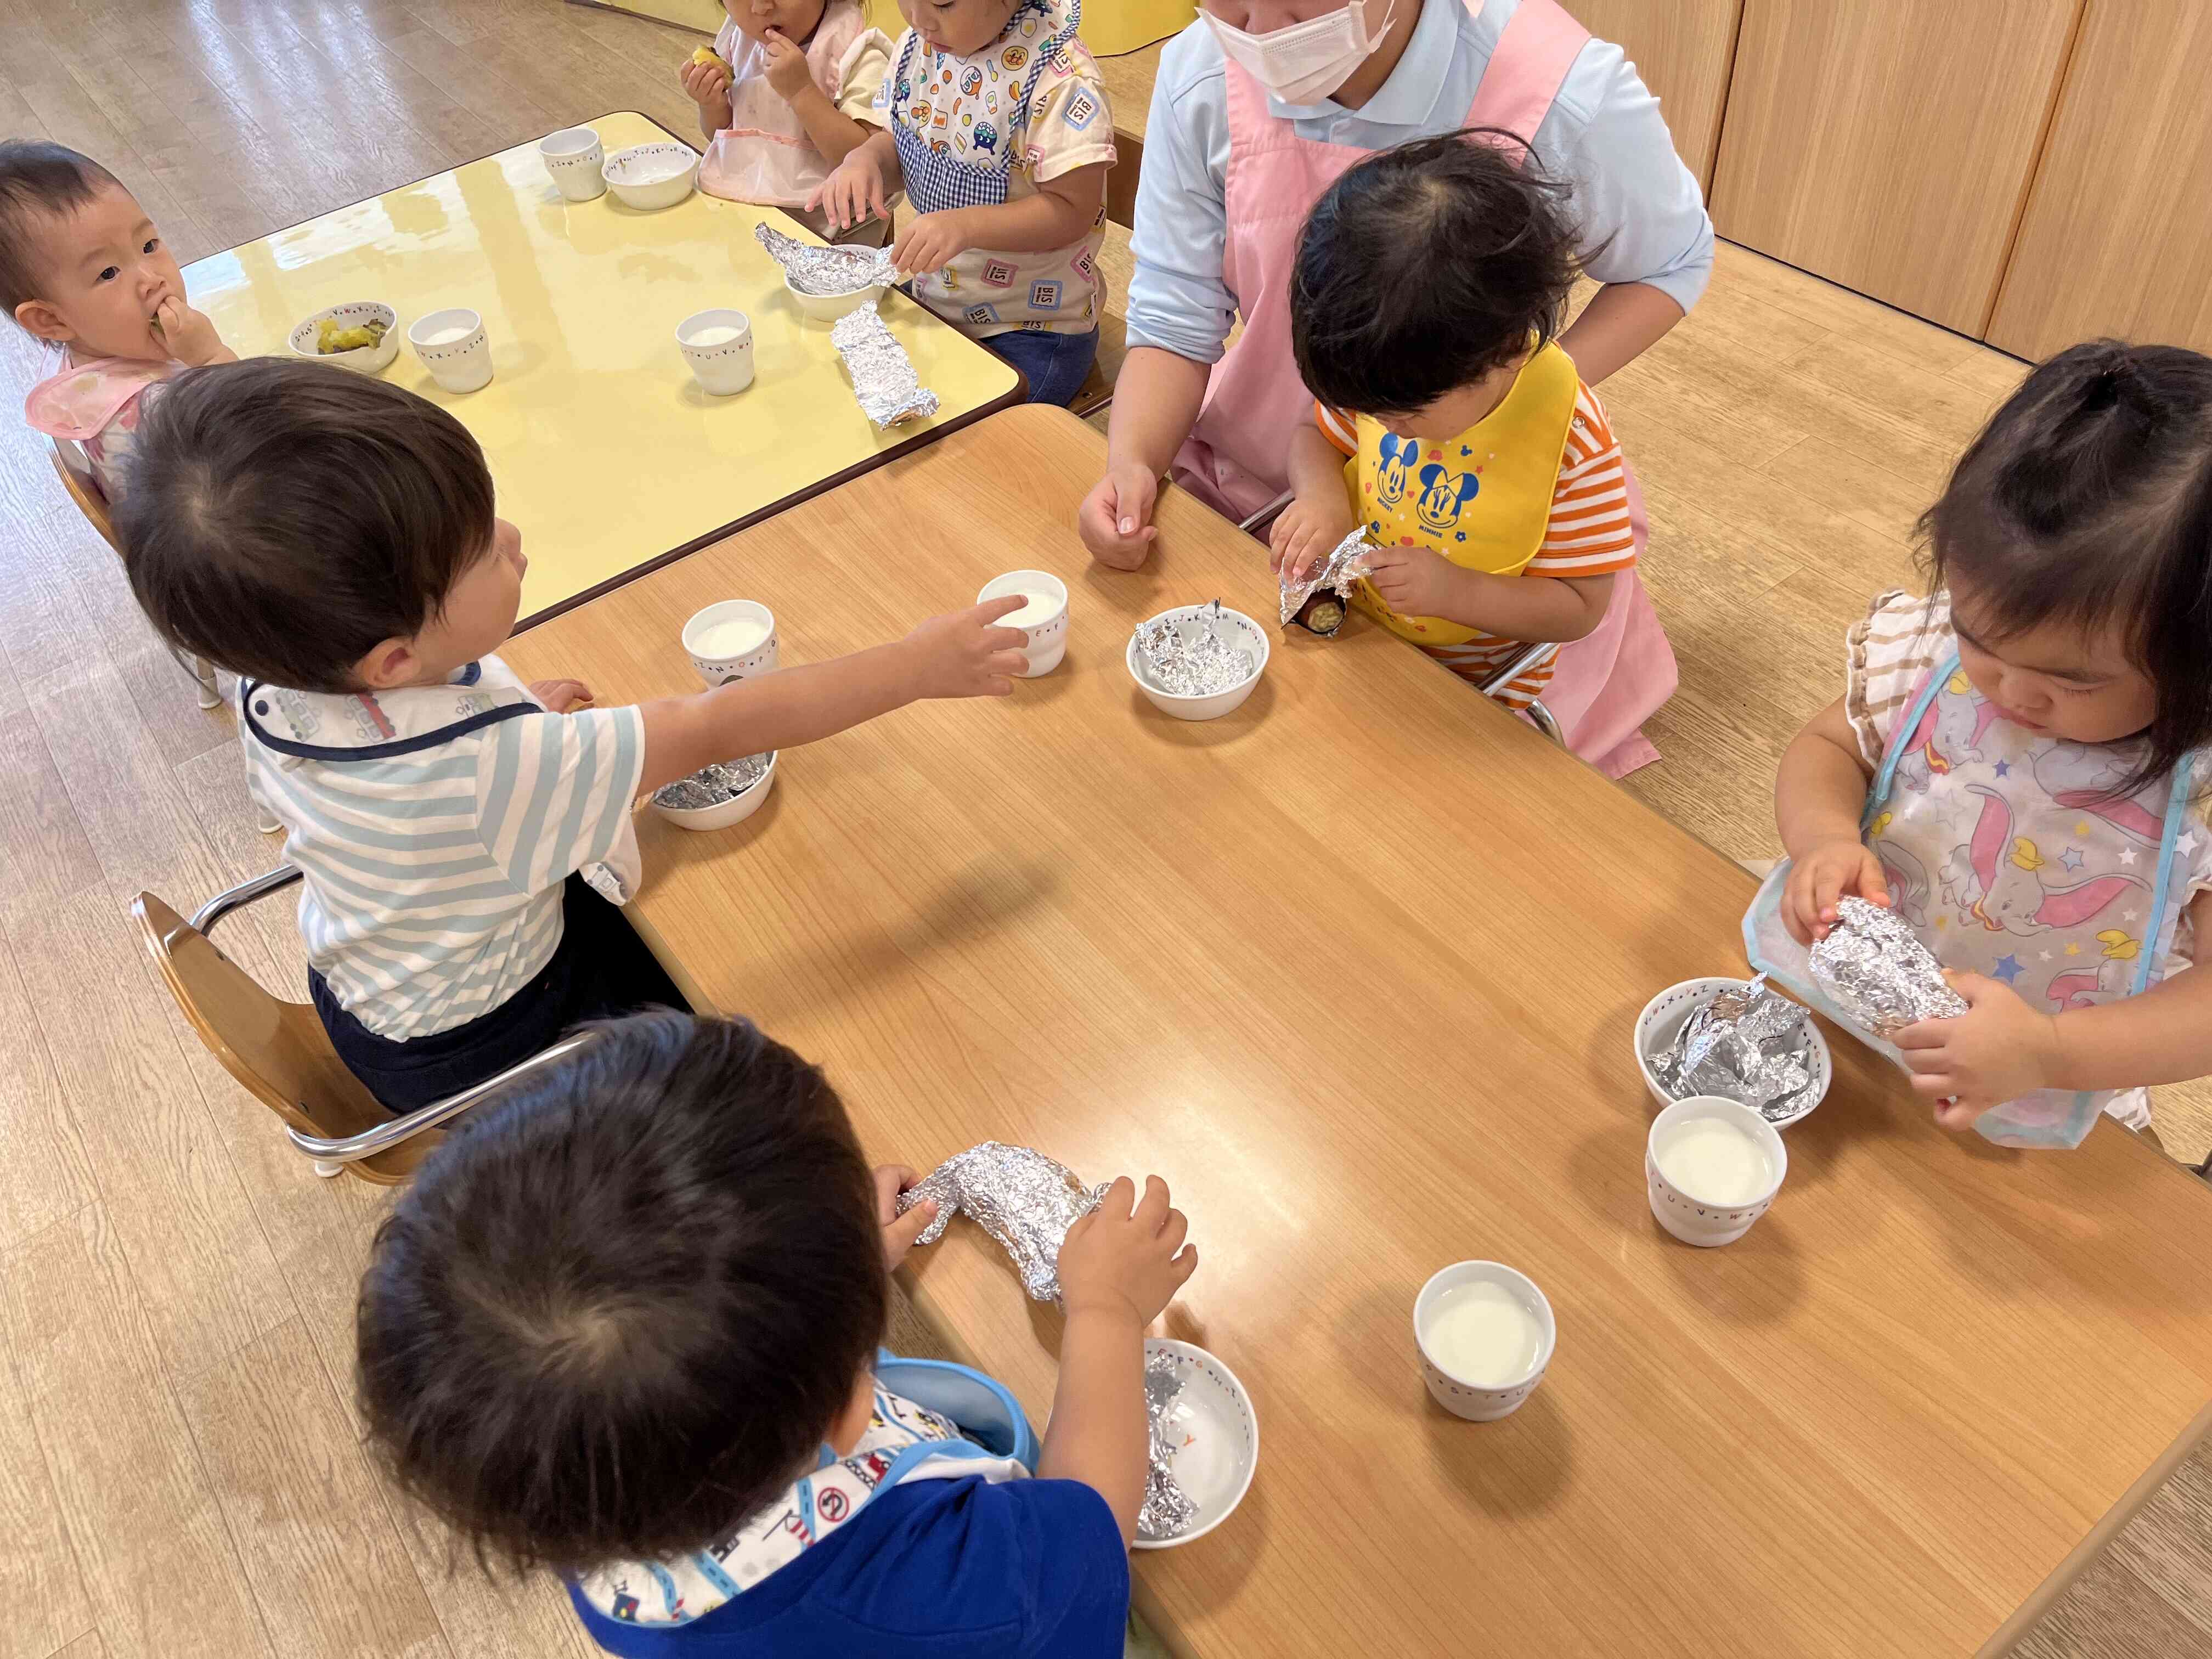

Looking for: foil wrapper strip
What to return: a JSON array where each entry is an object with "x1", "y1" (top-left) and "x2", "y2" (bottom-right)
[
  {"x1": 896, "y1": 1142, "x2": 1106, "y2": 1302},
  {"x1": 830, "y1": 303, "x2": 940, "y2": 429},
  {"x1": 753, "y1": 222, "x2": 896, "y2": 296},
  {"x1": 1136, "y1": 1348, "x2": 1200, "y2": 1543},
  {"x1": 1131, "y1": 601, "x2": 1256, "y2": 696},
  {"x1": 1810, "y1": 895, "x2": 1968, "y2": 1036},
  {"x1": 1278, "y1": 528, "x2": 1375, "y2": 633},
  {"x1": 1650, "y1": 973, "x2": 1817, "y2": 1121},
  {"x1": 651, "y1": 752, "x2": 770, "y2": 810}
]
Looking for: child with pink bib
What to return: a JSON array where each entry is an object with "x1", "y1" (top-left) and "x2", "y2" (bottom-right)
[
  {"x1": 678, "y1": 0, "x2": 894, "y2": 245},
  {"x1": 5, "y1": 140, "x2": 234, "y2": 502}
]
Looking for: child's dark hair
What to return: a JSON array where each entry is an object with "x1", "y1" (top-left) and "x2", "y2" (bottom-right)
[
  {"x1": 1291, "y1": 129, "x2": 1580, "y2": 417},
  {"x1": 116, "y1": 357, "x2": 496, "y2": 692},
  {"x1": 357, "y1": 1012, "x2": 887, "y2": 1575},
  {"x1": 0, "y1": 140, "x2": 121, "y2": 316},
  {"x1": 1923, "y1": 341, "x2": 2212, "y2": 796}
]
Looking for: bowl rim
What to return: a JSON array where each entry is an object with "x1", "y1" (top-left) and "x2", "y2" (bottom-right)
[
  {"x1": 1647, "y1": 1095, "x2": 1790, "y2": 1209},
  {"x1": 782, "y1": 268, "x2": 890, "y2": 301},
  {"x1": 1132, "y1": 1336, "x2": 1258, "y2": 1550},
  {"x1": 976, "y1": 568, "x2": 1069, "y2": 628},
  {"x1": 288, "y1": 301, "x2": 399, "y2": 357},
  {"x1": 1124, "y1": 602, "x2": 1270, "y2": 702},
  {"x1": 602, "y1": 142, "x2": 699, "y2": 183},
  {"x1": 1412, "y1": 1260, "x2": 1558, "y2": 1391},
  {"x1": 650, "y1": 748, "x2": 778, "y2": 817},
  {"x1": 1633, "y1": 974, "x2": 1831, "y2": 1127}
]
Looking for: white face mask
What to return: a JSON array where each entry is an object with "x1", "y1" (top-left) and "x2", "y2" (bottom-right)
[{"x1": 1205, "y1": 0, "x2": 1396, "y2": 106}]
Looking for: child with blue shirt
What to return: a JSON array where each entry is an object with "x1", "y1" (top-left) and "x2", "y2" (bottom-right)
[
  {"x1": 118, "y1": 359, "x2": 1030, "y2": 1111},
  {"x1": 357, "y1": 1011, "x2": 1197, "y2": 1657}
]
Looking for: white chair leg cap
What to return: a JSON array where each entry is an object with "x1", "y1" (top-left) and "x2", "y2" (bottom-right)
[{"x1": 312, "y1": 1159, "x2": 344, "y2": 1178}]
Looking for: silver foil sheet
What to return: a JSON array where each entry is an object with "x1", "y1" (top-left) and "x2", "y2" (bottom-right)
[
  {"x1": 1137, "y1": 1347, "x2": 1200, "y2": 1543},
  {"x1": 896, "y1": 1142, "x2": 1106, "y2": 1302},
  {"x1": 753, "y1": 222, "x2": 896, "y2": 296},
  {"x1": 1810, "y1": 895, "x2": 1968, "y2": 1036},
  {"x1": 1278, "y1": 528, "x2": 1375, "y2": 633},
  {"x1": 1650, "y1": 973, "x2": 1818, "y2": 1121},
  {"x1": 829, "y1": 302, "x2": 940, "y2": 428},
  {"x1": 1131, "y1": 602, "x2": 1256, "y2": 697},
  {"x1": 651, "y1": 752, "x2": 770, "y2": 810}
]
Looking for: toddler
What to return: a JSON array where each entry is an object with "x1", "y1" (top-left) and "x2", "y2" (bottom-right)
[
  {"x1": 679, "y1": 0, "x2": 894, "y2": 245},
  {"x1": 358, "y1": 1010, "x2": 1195, "y2": 1656},
  {"x1": 117, "y1": 358, "x2": 1028, "y2": 1111},
  {"x1": 3, "y1": 140, "x2": 233, "y2": 502},
  {"x1": 1754, "y1": 342, "x2": 2212, "y2": 1148},
  {"x1": 1276, "y1": 133, "x2": 1673, "y2": 774},
  {"x1": 811, "y1": 0, "x2": 1115, "y2": 407}
]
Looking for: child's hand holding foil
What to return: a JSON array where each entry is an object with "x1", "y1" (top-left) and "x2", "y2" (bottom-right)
[
  {"x1": 874, "y1": 1164, "x2": 939, "y2": 1269},
  {"x1": 1782, "y1": 837, "x2": 1894, "y2": 945},
  {"x1": 1895, "y1": 972, "x2": 2069, "y2": 1128},
  {"x1": 1269, "y1": 492, "x2": 1357, "y2": 586}
]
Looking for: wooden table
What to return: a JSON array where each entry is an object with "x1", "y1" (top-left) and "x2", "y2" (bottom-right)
[
  {"x1": 504, "y1": 405, "x2": 2212, "y2": 1657},
  {"x1": 187, "y1": 111, "x2": 1019, "y2": 628}
]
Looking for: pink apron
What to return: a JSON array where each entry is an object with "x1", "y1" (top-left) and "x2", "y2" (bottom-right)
[
  {"x1": 1173, "y1": 0, "x2": 1675, "y2": 776},
  {"x1": 698, "y1": 2, "x2": 873, "y2": 213}
]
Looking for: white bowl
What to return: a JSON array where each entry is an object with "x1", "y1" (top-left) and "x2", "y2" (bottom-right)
[
  {"x1": 602, "y1": 143, "x2": 699, "y2": 211},
  {"x1": 977, "y1": 568, "x2": 1067, "y2": 678},
  {"x1": 648, "y1": 751, "x2": 777, "y2": 831},
  {"x1": 1413, "y1": 1261, "x2": 1556, "y2": 1422},
  {"x1": 1646, "y1": 1096, "x2": 1788, "y2": 1248},
  {"x1": 1132, "y1": 1339, "x2": 1258, "y2": 1550},
  {"x1": 287, "y1": 302, "x2": 400, "y2": 374},
  {"x1": 1125, "y1": 604, "x2": 1269, "y2": 721},
  {"x1": 785, "y1": 269, "x2": 890, "y2": 321},
  {"x1": 1633, "y1": 975, "x2": 1831, "y2": 1129}
]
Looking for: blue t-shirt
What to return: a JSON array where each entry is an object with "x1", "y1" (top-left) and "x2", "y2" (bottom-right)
[{"x1": 569, "y1": 1476, "x2": 1129, "y2": 1657}]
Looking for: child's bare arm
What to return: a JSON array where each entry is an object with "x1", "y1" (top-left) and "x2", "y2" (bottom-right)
[
  {"x1": 1773, "y1": 695, "x2": 1889, "y2": 943},
  {"x1": 1271, "y1": 422, "x2": 1357, "y2": 580},
  {"x1": 810, "y1": 128, "x2": 902, "y2": 232},
  {"x1": 2050, "y1": 896, "x2": 2212, "y2": 1090},
  {"x1": 1040, "y1": 1177, "x2": 1197, "y2": 1544},
  {"x1": 889, "y1": 162, "x2": 1107, "y2": 274},
  {"x1": 634, "y1": 599, "x2": 1027, "y2": 793},
  {"x1": 1362, "y1": 544, "x2": 1613, "y2": 645},
  {"x1": 765, "y1": 30, "x2": 874, "y2": 167}
]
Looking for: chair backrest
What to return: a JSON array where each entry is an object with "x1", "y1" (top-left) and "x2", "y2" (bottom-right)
[
  {"x1": 49, "y1": 445, "x2": 122, "y2": 556},
  {"x1": 133, "y1": 892, "x2": 437, "y2": 1184},
  {"x1": 1105, "y1": 127, "x2": 1143, "y2": 232}
]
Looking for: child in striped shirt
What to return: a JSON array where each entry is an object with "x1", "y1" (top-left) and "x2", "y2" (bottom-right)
[
  {"x1": 1274, "y1": 132, "x2": 1648, "y2": 720},
  {"x1": 117, "y1": 359, "x2": 1030, "y2": 1111}
]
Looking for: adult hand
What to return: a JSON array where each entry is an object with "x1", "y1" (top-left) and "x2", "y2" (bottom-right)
[{"x1": 1079, "y1": 462, "x2": 1159, "y2": 569}]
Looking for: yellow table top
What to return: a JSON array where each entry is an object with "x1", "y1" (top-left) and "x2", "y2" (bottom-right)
[{"x1": 186, "y1": 111, "x2": 1020, "y2": 627}]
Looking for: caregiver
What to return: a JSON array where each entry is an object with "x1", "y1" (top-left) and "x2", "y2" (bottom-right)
[{"x1": 1078, "y1": 0, "x2": 1713, "y2": 565}]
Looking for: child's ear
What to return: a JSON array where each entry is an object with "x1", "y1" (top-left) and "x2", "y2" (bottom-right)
[
  {"x1": 13, "y1": 298, "x2": 70, "y2": 343},
  {"x1": 354, "y1": 637, "x2": 420, "y2": 691}
]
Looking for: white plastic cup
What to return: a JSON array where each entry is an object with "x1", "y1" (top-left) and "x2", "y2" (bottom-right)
[
  {"x1": 1645, "y1": 1096, "x2": 1787, "y2": 1248},
  {"x1": 684, "y1": 600, "x2": 779, "y2": 686},
  {"x1": 1413, "y1": 1261, "x2": 1556, "y2": 1421},
  {"x1": 539, "y1": 127, "x2": 606, "y2": 201},
  {"x1": 975, "y1": 569, "x2": 1066, "y2": 677},
  {"x1": 407, "y1": 308, "x2": 493, "y2": 394},
  {"x1": 676, "y1": 309, "x2": 755, "y2": 396}
]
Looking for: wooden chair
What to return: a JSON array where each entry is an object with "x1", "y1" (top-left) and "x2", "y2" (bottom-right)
[
  {"x1": 135, "y1": 870, "x2": 590, "y2": 1185},
  {"x1": 1069, "y1": 128, "x2": 1143, "y2": 419},
  {"x1": 49, "y1": 447, "x2": 221, "y2": 710}
]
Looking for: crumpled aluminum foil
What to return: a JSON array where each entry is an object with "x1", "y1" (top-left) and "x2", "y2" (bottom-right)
[
  {"x1": 1651, "y1": 973, "x2": 1818, "y2": 1121},
  {"x1": 1810, "y1": 895, "x2": 1968, "y2": 1036},
  {"x1": 1137, "y1": 1348, "x2": 1199, "y2": 1543},
  {"x1": 651, "y1": 752, "x2": 770, "y2": 809},
  {"x1": 1132, "y1": 601, "x2": 1256, "y2": 696},
  {"x1": 1279, "y1": 528, "x2": 1375, "y2": 634},
  {"x1": 897, "y1": 1142, "x2": 1107, "y2": 1302},
  {"x1": 829, "y1": 302, "x2": 940, "y2": 428},
  {"x1": 753, "y1": 222, "x2": 896, "y2": 296}
]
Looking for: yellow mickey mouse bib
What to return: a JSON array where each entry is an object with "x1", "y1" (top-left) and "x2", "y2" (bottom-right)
[{"x1": 1343, "y1": 343, "x2": 1580, "y2": 648}]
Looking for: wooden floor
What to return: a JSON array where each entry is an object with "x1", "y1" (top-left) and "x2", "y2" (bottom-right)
[{"x1": 0, "y1": 2, "x2": 2205, "y2": 1656}]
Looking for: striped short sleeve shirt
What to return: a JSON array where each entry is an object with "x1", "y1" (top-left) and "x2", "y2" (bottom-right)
[{"x1": 240, "y1": 656, "x2": 646, "y2": 1041}]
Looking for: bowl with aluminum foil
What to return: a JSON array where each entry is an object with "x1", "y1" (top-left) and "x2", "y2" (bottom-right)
[
  {"x1": 1131, "y1": 1339, "x2": 1258, "y2": 1550},
  {"x1": 648, "y1": 750, "x2": 776, "y2": 832},
  {"x1": 1635, "y1": 974, "x2": 1831, "y2": 1128},
  {"x1": 1126, "y1": 601, "x2": 1268, "y2": 721}
]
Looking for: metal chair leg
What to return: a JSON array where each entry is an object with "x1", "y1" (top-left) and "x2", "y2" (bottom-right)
[
  {"x1": 312, "y1": 1159, "x2": 343, "y2": 1178},
  {"x1": 287, "y1": 1032, "x2": 599, "y2": 1167},
  {"x1": 1237, "y1": 488, "x2": 1295, "y2": 539},
  {"x1": 192, "y1": 654, "x2": 220, "y2": 709},
  {"x1": 1522, "y1": 697, "x2": 1564, "y2": 746}
]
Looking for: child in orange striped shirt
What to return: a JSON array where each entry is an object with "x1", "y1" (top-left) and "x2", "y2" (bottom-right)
[{"x1": 1275, "y1": 132, "x2": 1645, "y2": 714}]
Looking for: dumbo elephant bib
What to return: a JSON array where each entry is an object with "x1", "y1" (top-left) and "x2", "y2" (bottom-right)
[
  {"x1": 1747, "y1": 653, "x2": 2202, "y2": 1148},
  {"x1": 1346, "y1": 341, "x2": 1579, "y2": 648}
]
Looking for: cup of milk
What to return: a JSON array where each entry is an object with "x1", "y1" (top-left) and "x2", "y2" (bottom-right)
[
  {"x1": 539, "y1": 127, "x2": 606, "y2": 201},
  {"x1": 676, "y1": 309, "x2": 755, "y2": 396},
  {"x1": 407, "y1": 308, "x2": 493, "y2": 393},
  {"x1": 1645, "y1": 1096, "x2": 1787, "y2": 1248},
  {"x1": 975, "y1": 568, "x2": 1067, "y2": 677},
  {"x1": 684, "y1": 600, "x2": 779, "y2": 687},
  {"x1": 1412, "y1": 1261, "x2": 1556, "y2": 1421}
]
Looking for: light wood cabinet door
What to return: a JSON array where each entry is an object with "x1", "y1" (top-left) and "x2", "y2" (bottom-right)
[
  {"x1": 1567, "y1": 0, "x2": 1743, "y2": 190},
  {"x1": 1709, "y1": 0, "x2": 2081, "y2": 335},
  {"x1": 1988, "y1": 0, "x2": 2212, "y2": 360}
]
